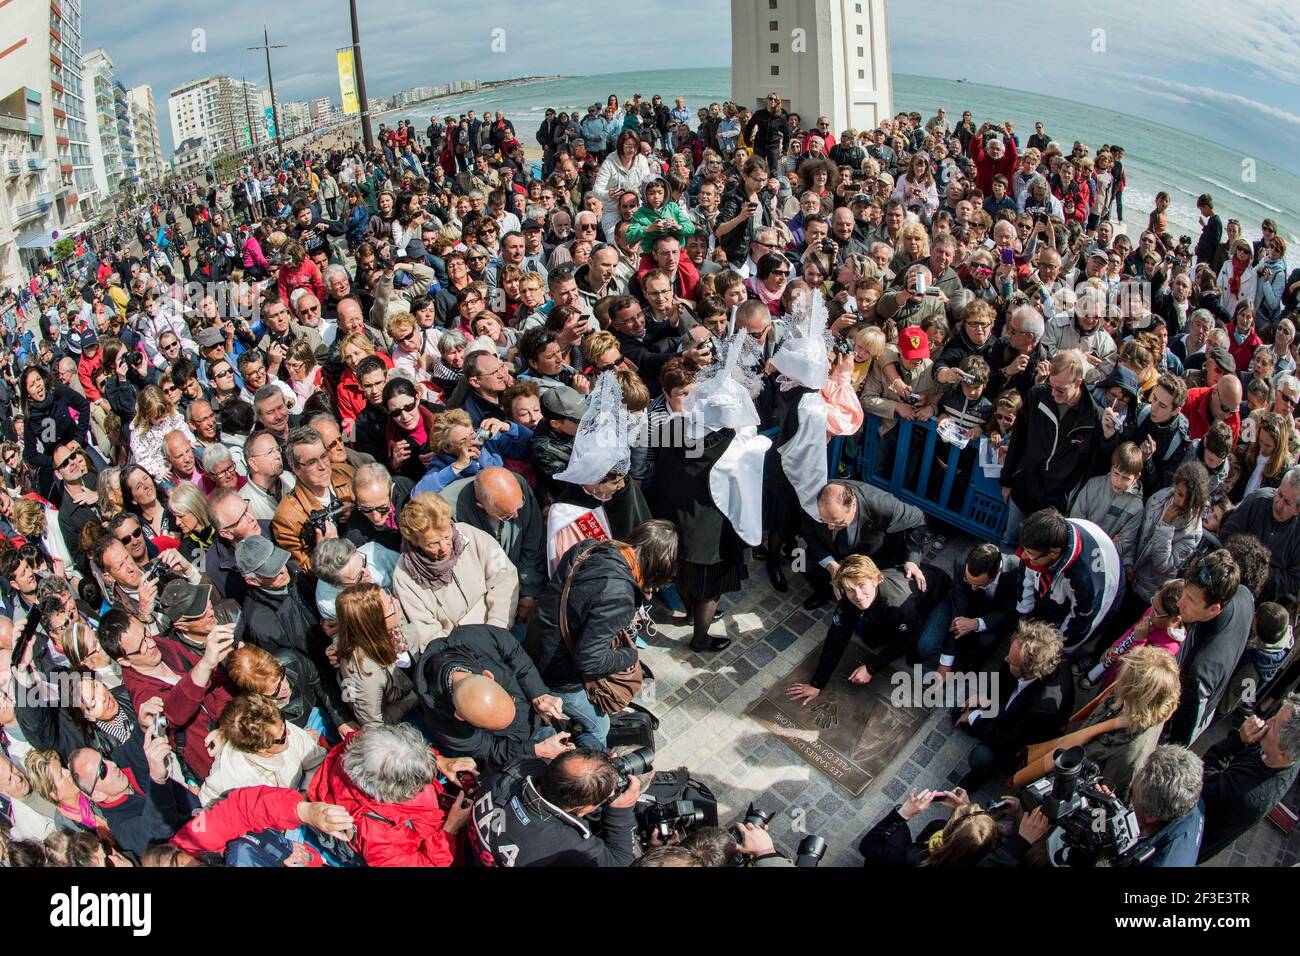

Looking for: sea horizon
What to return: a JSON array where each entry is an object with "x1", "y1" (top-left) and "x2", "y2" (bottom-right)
[{"x1": 380, "y1": 67, "x2": 1300, "y2": 249}]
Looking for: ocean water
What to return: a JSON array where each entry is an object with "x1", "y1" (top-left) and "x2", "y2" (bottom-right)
[{"x1": 393, "y1": 68, "x2": 1300, "y2": 248}]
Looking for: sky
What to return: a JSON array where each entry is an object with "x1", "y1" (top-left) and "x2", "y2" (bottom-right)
[{"x1": 85, "y1": 0, "x2": 1300, "y2": 175}]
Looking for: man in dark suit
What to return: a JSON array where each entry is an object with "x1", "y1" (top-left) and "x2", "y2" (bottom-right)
[
  {"x1": 915, "y1": 543, "x2": 1024, "y2": 673},
  {"x1": 956, "y1": 620, "x2": 1075, "y2": 790},
  {"x1": 801, "y1": 479, "x2": 929, "y2": 610}
]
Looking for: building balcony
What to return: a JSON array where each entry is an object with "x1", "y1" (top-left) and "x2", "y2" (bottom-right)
[
  {"x1": 27, "y1": 155, "x2": 49, "y2": 172},
  {"x1": 5, "y1": 159, "x2": 20, "y2": 178},
  {"x1": 13, "y1": 199, "x2": 49, "y2": 223}
]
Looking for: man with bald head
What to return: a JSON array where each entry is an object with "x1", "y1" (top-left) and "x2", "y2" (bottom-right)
[
  {"x1": 163, "y1": 429, "x2": 202, "y2": 489},
  {"x1": 415, "y1": 623, "x2": 572, "y2": 772},
  {"x1": 1185, "y1": 373, "x2": 1243, "y2": 445},
  {"x1": 344, "y1": 462, "x2": 413, "y2": 553},
  {"x1": 439, "y1": 467, "x2": 546, "y2": 623}
]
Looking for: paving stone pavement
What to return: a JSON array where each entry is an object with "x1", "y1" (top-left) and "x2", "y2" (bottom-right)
[{"x1": 637, "y1": 529, "x2": 1300, "y2": 868}]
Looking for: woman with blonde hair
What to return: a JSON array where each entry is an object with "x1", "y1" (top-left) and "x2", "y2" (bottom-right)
[
  {"x1": 23, "y1": 749, "x2": 114, "y2": 840},
  {"x1": 859, "y1": 785, "x2": 1022, "y2": 866},
  {"x1": 200, "y1": 692, "x2": 327, "y2": 805},
  {"x1": 167, "y1": 481, "x2": 215, "y2": 562},
  {"x1": 96, "y1": 466, "x2": 124, "y2": 520},
  {"x1": 1080, "y1": 646, "x2": 1182, "y2": 797},
  {"x1": 9, "y1": 496, "x2": 73, "y2": 578},
  {"x1": 128, "y1": 384, "x2": 195, "y2": 482},
  {"x1": 335, "y1": 582, "x2": 418, "y2": 728},
  {"x1": 390, "y1": 492, "x2": 519, "y2": 653}
]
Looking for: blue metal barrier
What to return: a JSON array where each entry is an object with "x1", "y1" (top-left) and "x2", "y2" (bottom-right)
[{"x1": 855, "y1": 416, "x2": 1010, "y2": 543}]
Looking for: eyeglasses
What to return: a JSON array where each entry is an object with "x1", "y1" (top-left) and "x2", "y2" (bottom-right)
[
  {"x1": 53, "y1": 450, "x2": 79, "y2": 471},
  {"x1": 77, "y1": 758, "x2": 109, "y2": 796},
  {"x1": 388, "y1": 402, "x2": 417, "y2": 419},
  {"x1": 208, "y1": 462, "x2": 237, "y2": 479},
  {"x1": 272, "y1": 723, "x2": 289, "y2": 747},
  {"x1": 214, "y1": 368, "x2": 234, "y2": 379},
  {"x1": 116, "y1": 526, "x2": 144, "y2": 543}
]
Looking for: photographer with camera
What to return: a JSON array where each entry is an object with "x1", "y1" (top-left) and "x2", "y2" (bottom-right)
[
  {"x1": 271, "y1": 426, "x2": 357, "y2": 574},
  {"x1": 415, "y1": 623, "x2": 574, "y2": 772},
  {"x1": 467, "y1": 748, "x2": 641, "y2": 867},
  {"x1": 858, "y1": 785, "x2": 1049, "y2": 866}
]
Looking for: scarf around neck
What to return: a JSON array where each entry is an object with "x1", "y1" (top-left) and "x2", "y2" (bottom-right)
[{"x1": 400, "y1": 525, "x2": 465, "y2": 589}]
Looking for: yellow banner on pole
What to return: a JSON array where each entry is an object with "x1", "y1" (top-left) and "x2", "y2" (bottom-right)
[{"x1": 338, "y1": 48, "x2": 359, "y2": 115}]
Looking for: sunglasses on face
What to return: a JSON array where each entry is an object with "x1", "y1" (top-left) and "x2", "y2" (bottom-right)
[
  {"x1": 388, "y1": 402, "x2": 417, "y2": 419},
  {"x1": 117, "y1": 526, "x2": 144, "y2": 543},
  {"x1": 358, "y1": 503, "x2": 391, "y2": 518}
]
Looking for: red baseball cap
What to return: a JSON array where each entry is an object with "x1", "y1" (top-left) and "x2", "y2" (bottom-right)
[{"x1": 899, "y1": 327, "x2": 929, "y2": 360}]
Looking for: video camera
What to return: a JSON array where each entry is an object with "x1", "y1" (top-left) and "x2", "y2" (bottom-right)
[{"x1": 1017, "y1": 746, "x2": 1151, "y2": 866}]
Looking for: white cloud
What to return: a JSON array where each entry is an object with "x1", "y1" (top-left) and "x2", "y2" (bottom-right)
[{"x1": 1120, "y1": 74, "x2": 1300, "y2": 130}]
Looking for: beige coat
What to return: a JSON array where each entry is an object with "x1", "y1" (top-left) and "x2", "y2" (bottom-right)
[
  {"x1": 859, "y1": 345, "x2": 939, "y2": 435},
  {"x1": 339, "y1": 652, "x2": 417, "y2": 728},
  {"x1": 391, "y1": 523, "x2": 520, "y2": 654}
]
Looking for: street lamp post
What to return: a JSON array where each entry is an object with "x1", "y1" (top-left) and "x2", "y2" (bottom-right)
[
  {"x1": 350, "y1": 0, "x2": 374, "y2": 153},
  {"x1": 248, "y1": 27, "x2": 287, "y2": 163}
]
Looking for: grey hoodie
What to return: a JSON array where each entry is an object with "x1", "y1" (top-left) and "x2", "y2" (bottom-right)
[
  {"x1": 1130, "y1": 485, "x2": 1204, "y2": 603},
  {"x1": 1069, "y1": 473, "x2": 1145, "y2": 565}
]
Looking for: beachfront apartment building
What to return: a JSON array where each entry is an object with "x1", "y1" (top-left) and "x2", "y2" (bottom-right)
[
  {"x1": 0, "y1": 0, "x2": 96, "y2": 279},
  {"x1": 82, "y1": 48, "x2": 126, "y2": 208},
  {"x1": 169, "y1": 75, "x2": 266, "y2": 168},
  {"x1": 731, "y1": 0, "x2": 893, "y2": 134},
  {"x1": 114, "y1": 80, "x2": 139, "y2": 188},
  {"x1": 310, "y1": 97, "x2": 334, "y2": 125},
  {"x1": 127, "y1": 85, "x2": 163, "y2": 183}
]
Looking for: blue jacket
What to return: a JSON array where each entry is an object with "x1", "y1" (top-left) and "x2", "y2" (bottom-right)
[
  {"x1": 580, "y1": 115, "x2": 610, "y2": 150},
  {"x1": 346, "y1": 204, "x2": 371, "y2": 246},
  {"x1": 411, "y1": 422, "x2": 535, "y2": 495},
  {"x1": 1134, "y1": 800, "x2": 1204, "y2": 867},
  {"x1": 1019, "y1": 518, "x2": 1121, "y2": 650}
]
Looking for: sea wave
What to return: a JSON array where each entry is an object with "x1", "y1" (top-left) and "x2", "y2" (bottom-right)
[{"x1": 1194, "y1": 175, "x2": 1285, "y2": 215}]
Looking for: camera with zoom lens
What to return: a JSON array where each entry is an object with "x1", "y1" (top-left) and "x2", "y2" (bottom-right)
[
  {"x1": 832, "y1": 336, "x2": 855, "y2": 358},
  {"x1": 641, "y1": 800, "x2": 706, "y2": 845},
  {"x1": 306, "y1": 501, "x2": 345, "y2": 538},
  {"x1": 1017, "y1": 746, "x2": 1149, "y2": 866},
  {"x1": 142, "y1": 558, "x2": 179, "y2": 589},
  {"x1": 610, "y1": 747, "x2": 653, "y2": 796}
]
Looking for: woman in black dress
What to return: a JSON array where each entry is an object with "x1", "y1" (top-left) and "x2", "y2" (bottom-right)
[{"x1": 652, "y1": 333, "x2": 770, "y2": 652}]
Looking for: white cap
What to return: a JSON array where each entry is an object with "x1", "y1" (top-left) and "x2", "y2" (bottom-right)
[
  {"x1": 554, "y1": 372, "x2": 635, "y2": 486},
  {"x1": 770, "y1": 289, "x2": 830, "y2": 390}
]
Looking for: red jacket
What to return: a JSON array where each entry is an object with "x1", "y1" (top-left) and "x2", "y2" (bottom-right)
[
  {"x1": 1054, "y1": 178, "x2": 1091, "y2": 225},
  {"x1": 970, "y1": 133, "x2": 1019, "y2": 197},
  {"x1": 78, "y1": 349, "x2": 104, "y2": 401},
  {"x1": 277, "y1": 259, "x2": 326, "y2": 306},
  {"x1": 335, "y1": 350, "x2": 394, "y2": 429},
  {"x1": 307, "y1": 733, "x2": 461, "y2": 867},
  {"x1": 171, "y1": 785, "x2": 325, "y2": 865},
  {"x1": 1227, "y1": 322, "x2": 1263, "y2": 374},
  {"x1": 1184, "y1": 386, "x2": 1241, "y2": 445},
  {"x1": 119, "y1": 636, "x2": 235, "y2": 781}
]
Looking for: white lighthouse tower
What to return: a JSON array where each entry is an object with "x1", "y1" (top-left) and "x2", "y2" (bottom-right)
[{"x1": 731, "y1": 0, "x2": 894, "y2": 132}]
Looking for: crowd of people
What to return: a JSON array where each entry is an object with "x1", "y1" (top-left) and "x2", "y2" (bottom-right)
[{"x1": 0, "y1": 85, "x2": 1298, "y2": 869}]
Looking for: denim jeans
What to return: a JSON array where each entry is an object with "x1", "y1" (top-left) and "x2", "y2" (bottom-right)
[
  {"x1": 915, "y1": 596, "x2": 951, "y2": 665},
  {"x1": 1003, "y1": 497, "x2": 1026, "y2": 545},
  {"x1": 556, "y1": 687, "x2": 610, "y2": 751}
]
